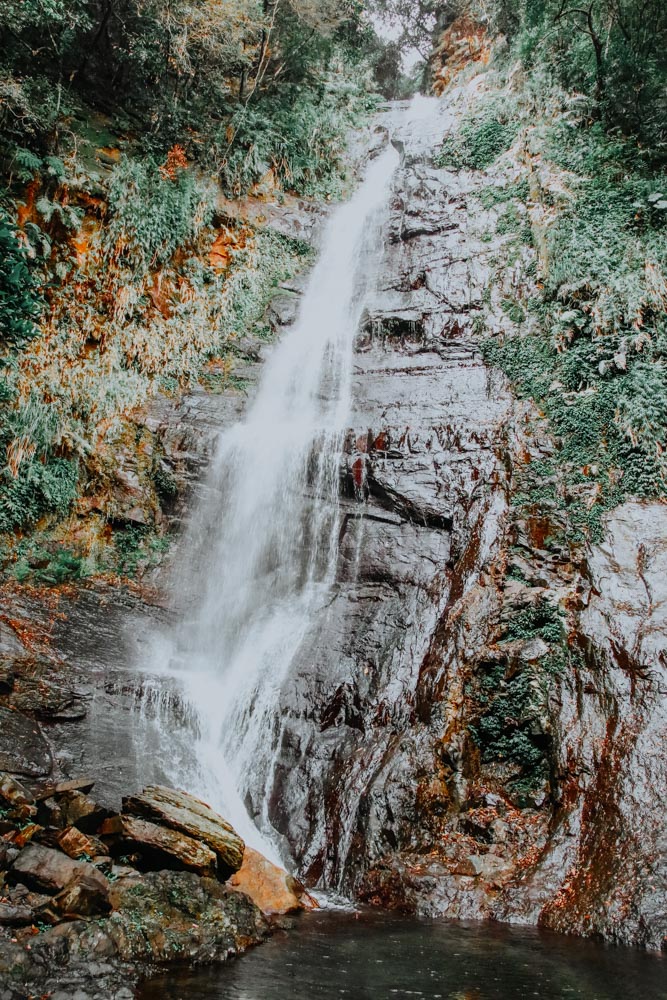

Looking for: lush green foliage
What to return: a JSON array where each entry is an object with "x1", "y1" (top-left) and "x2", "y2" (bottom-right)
[
  {"x1": 215, "y1": 228, "x2": 312, "y2": 345},
  {"x1": 426, "y1": 9, "x2": 666, "y2": 544},
  {"x1": 218, "y1": 78, "x2": 378, "y2": 196},
  {"x1": 0, "y1": 1, "x2": 387, "y2": 562},
  {"x1": 0, "y1": 0, "x2": 387, "y2": 194},
  {"x1": 0, "y1": 457, "x2": 78, "y2": 533},
  {"x1": 469, "y1": 0, "x2": 667, "y2": 152},
  {"x1": 112, "y1": 525, "x2": 166, "y2": 577},
  {"x1": 0, "y1": 214, "x2": 40, "y2": 345},
  {"x1": 436, "y1": 103, "x2": 519, "y2": 170},
  {"x1": 503, "y1": 600, "x2": 565, "y2": 646},
  {"x1": 106, "y1": 156, "x2": 214, "y2": 272},
  {"x1": 473, "y1": 660, "x2": 551, "y2": 791},
  {"x1": 483, "y1": 122, "x2": 667, "y2": 518},
  {"x1": 471, "y1": 600, "x2": 567, "y2": 799},
  {"x1": 0, "y1": 217, "x2": 80, "y2": 532},
  {"x1": 0, "y1": 199, "x2": 307, "y2": 550}
]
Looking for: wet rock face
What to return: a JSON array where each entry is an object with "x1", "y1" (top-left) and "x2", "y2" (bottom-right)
[
  {"x1": 262, "y1": 104, "x2": 518, "y2": 890},
  {"x1": 4, "y1": 101, "x2": 663, "y2": 956},
  {"x1": 530, "y1": 501, "x2": 667, "y2": 951},
  {"x1": 260, "y1": 98, "x2": 667, "y2": 951},
  {"x1": 0, "y1": 705, "x2": 56, "y2": 779}
]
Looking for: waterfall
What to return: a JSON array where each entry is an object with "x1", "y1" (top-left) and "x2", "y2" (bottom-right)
[{"x1": 139, "y1": 140, "x2": 399, "y2": 864}]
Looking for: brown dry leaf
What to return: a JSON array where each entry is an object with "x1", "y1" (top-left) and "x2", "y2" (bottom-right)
[{"x1": 6, "y1": 437, "x2": 36, "y2": 478}]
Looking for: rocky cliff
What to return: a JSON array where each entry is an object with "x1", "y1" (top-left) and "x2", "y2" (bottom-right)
[
  {"x1": 1, "y1": 80, "x2": 665, "y2": 964},
  {"x1": 257, "y1": 88, "x2": 667, "y2": 951}
]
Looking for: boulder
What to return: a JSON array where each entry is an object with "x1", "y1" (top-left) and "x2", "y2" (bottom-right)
[
  {"x1": 36, "y1": 777, "x2": 96, "y2": 801},
  {"x1": 0, "y1": 707, "x2": 52, "y2": 777},
  {"x1": 267, "y1": 291, "x2": 300, "y2": 329},
  {"x1": 86, "y1": 870, "x2": 268, "y2": 966},
  {"x1": 7, "y1": 883, "x2": 52, "y2": 910},
  {"x1": 37, "y1": 790, "x2": 107, "y2": 831},
  {"x1": 466, "y1": 854, "x2": 512, "y2": 881},
  {"x1": 451, "y1": 857, "x2": 479, "y2": 877},
  {"x1": 100, "y1": 814, "x2": 218, "y2": 878},
  {"x1": 229, "y1": 847, "x2": 318, "y2": 916},
  {"x1": 0, "y1": 773, "x2": 36, "y2": 821},
  {"x1": 0, "y1": 903, "x2": 34, "y2": 926},
  {"x1": 59, "y1": 791, "x2": 110, "y2": 833},
  {"x1": 123, "y1": 786, "x2": 244, "y2": 878},
  {"x1": 7, "y1": 822, "x2": 43, "y2": 848},
  {"x1": 36, "y1": 795, "x2": 65, "y2": 829},
  {"x1": 56, "y1": 826, "x2": 99, "y2": 860},
  {"x1": 52, "y1": 868, "x2": 111, "y2": 918},
  {"x1": 8, "y1": 844, "x2": 97, "y2": 894}
]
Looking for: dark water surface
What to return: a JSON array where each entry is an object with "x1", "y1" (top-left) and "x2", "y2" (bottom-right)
[{"x1": 137, "y1": 910, "x2": 667, "y2": 1000}]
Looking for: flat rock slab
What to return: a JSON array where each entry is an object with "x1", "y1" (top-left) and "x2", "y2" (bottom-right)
[
  {"x1": 0, "y1": 707, "x2": 52, "y2": 777},
  {"x1": 8, "y1": 844, "x2": 103, "y2": 895},
  {"x1": 123, "y1": 786, "x2": 244, "y2": 877},
  {"x1": 100, "y1": 813, "x2": 218, "y2": 878},
  {"x1": 0, "y1": 902, "x2": 34, "y2": 926},
  {"x1": 36, "y1": 776, "x2": 96, "y2": 801}
]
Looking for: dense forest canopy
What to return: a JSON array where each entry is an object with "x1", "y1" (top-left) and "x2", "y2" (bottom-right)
[
  {"x1": 0, "y1": 1, "x2": 382, "y2": 168},
  {"x1": 1, "y1": 0, "x2": 665, "y2": 180}
]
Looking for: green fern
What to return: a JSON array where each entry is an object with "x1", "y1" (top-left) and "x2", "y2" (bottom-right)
[
  {"x1": 12, "y1": 147, "x2": 42, "y2": 183},
  {"x1": 0, "y1": 213, "x2": 41, "y2": 344}
]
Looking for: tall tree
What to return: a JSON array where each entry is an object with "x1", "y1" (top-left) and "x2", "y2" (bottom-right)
[{"x1": 369, "y1": 0, "x2": 441, "y2": 60}]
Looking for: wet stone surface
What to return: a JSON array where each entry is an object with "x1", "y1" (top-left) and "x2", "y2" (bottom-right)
[
  {"x1": 0, "y1": 90, "x2": 664, "y2": 960},
  {"x1": 254, "y1": 88, "x2": 667, "y2": 953}
]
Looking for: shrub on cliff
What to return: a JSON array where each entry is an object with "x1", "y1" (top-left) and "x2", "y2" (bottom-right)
[
  {"x1": 0, "y1": 456, "x2": 79, "y2": 534},
  {"x1": 218, "y1": 72, "x2": 378, "y2": 197},
  {"x1": 0, "y1": 214, "x2": 40, "y2": 346},
  {"x1": 480, "y1": 106, "x2": 667, "y2": 531},
  {"x1": 106, "y1": 153, "x2": 214, "y2": 273},
  {"x1": 436, "y1": 103, "x2": 520, "y2": 170},
  {"x1": 0, "y1": 1, "x2": 383, "y2": 196},
  {"x1": 461, "y1": 0, "x2": 667, "y2": 154}
]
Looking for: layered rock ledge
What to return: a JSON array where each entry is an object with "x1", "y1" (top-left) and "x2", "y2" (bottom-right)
[
  {"x1": 0, "y1": 776, "x2": 311, "y2": 999},
  {"x1": 250, "y1": 90, "x2": 667, "y2": 952}
]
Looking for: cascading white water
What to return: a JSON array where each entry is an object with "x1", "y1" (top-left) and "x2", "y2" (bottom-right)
[{"x1": 141, "y1": 141, "x2": 399, "y2": 862}]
